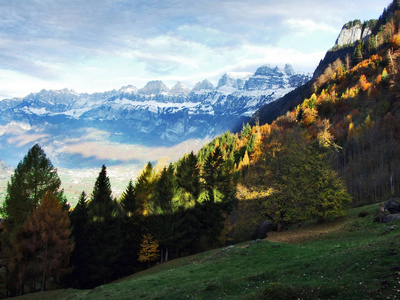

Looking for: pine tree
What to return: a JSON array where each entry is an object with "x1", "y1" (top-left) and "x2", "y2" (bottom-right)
[
  {"x1": 134, "y1": 162, "x2": 156, "y2": 216},
  {"x1": 2, "y1": 144, "x2": 63, "y2": 232},
  {"x1": 199, "y1": 146, "x2": 236, "y2": 246},
  {"x1": 148, "y1": 165, "x2": 185, "y2": 262},
  {"x1": 175, "y1": 152, "x2": 200, "y2": 201},
  {"x1": 202, "y1": 146, "x2": 224, "y2": 203},
  {"x1": 1, "y1": 144, "x2": 65, "y2": 295},
  {"x1": 119, "y1": 180, "x2": 142, "y2": 276},
  {"x1": 86, "y1": 165, "x2": 123, "y2": 286},
  {"x1": 68, "y1": 191, "x2": 90, "y2": 288},
  {"x1": 120, "y1": 180, "x2": 137, "y2": 218},
  {"x1": 150, "y1": 165, "x2": 176, "y2": 215}
]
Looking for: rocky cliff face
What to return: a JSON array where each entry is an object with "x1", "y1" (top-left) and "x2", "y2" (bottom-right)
[{"x1": 335, "y1": 20, "x2": 373, "y2": 47}]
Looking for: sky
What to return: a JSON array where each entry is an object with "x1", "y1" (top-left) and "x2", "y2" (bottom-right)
[{"x1": 0, "y1": 0, "x2": 391, "y2": 100}]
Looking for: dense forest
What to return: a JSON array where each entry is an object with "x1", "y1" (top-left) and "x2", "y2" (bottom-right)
[{"x1": 1, "y1": 0, "x2": 400, "y2": 297}]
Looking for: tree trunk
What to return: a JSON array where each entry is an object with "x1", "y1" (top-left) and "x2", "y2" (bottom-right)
[
  {"x1": 165, "y1": 247, "x2": 169, "y2": 262},
  {"x1": 41, "y1": 244, "x2": 48, "y2": 292}
]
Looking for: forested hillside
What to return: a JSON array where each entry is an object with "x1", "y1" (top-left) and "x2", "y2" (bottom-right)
[{"x1": 2, "y1": 0, "x2": 400, "y2": 297}]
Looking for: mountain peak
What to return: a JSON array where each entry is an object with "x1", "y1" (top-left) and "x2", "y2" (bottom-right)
[
  {"x1": 284, "y1": 64, "x2": 295, "y2": 76},
  {"x1": 118, "y1": 85, "x2": 138, "y2": 94},
  {"x1": 254, "y1": 65, "x2": 284, "y2": 77},
  {"x1": 191, "y1": 79, "x2": 215, "y2": 93},
  {"x1": 216, "y1": 72, "x2": 250, "y2": 91},
  {"x1": 170, "y1": 82, "x2": 190, "y2": 95},
  {"x1": 138, "y1": 80, "x2": 170, "y2": 95}
]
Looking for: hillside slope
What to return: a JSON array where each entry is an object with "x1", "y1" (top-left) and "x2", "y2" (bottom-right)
[{"x1": 13, "y1": 204, "x2": 400, "y2": 300}]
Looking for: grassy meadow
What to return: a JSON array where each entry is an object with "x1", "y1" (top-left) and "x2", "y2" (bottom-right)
[{"x1": 12, "y1": 202, "x2": 400, "y2": 300}]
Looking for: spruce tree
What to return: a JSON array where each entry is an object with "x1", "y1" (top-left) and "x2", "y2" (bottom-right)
[
  {"x1": 134, "y1": 162, "x2": 156, "y2": 216},
  {"x1": 148, "y1": 165, "x2": 185, "y2": 262},
  {"x1": 120, "y1": 180, "x2": 142, "y2": 276},
  {"x1": 202, "y1": 146, "x2": 224, "y2": 203},
  {"x1": 120, "y1": 180, "x2": 137, "y2": 217},
  {"x1": 175, "y1": 152, "x2": 200, "y2": 201},
  {"x1": 2, "y1": 144, "x2": 63, "y2": 232},
  {"x1": 86, "y1": 165, "x2": 123, "y2": 286},
  {"x1": 68, "y1": 191, "x2": 90, "y2": 288},
  {"x1": 1, "y1": 144, "x2": 65, "y2": 295}
]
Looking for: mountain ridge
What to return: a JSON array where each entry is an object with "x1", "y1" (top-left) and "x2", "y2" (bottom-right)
[{"x1": 0, "y1": 64, "x2": 310, "y2": 169}]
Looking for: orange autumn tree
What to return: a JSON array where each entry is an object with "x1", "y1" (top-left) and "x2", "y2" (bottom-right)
[{"x1": 11, "y1": 191, "x2": 74, "y2": 292}]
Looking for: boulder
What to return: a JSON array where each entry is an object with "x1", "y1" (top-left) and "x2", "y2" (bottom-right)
[
  {"x1": 256, "y1": 220, "x2": 276, "y2": 238},
  {"x1": 381, "y1": 214, "x2": 400, "y2": 224},
  {"x1": 384, "y1": 198, "x2": 400, "y2": 214}
]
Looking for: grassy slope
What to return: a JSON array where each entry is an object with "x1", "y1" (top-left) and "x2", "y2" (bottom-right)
[{"x1": 13, "y1": 203, "x2": 400, "y2": 300}]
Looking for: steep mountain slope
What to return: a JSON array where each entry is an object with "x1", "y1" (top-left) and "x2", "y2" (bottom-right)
[
  {"x1": 247, "y1": 0, "x2": 400, "y2": 207},
  {"x1": 251, "y1": 14, "x2": 383, "y2": 127},
  {"x1": 0, "y1": 64, "x2": 310, "y2": 169}
]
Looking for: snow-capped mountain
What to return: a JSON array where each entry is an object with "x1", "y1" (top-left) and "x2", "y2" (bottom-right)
[{"x1": 0, "y1": 64, "x2": 310, "y2": 169}]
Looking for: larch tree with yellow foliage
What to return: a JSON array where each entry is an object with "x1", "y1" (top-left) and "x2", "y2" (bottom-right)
[{"x1": 138, "y1": 233, "x2": 160, "y2": 268}]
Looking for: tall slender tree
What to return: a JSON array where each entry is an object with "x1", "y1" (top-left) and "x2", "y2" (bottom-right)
[
  {"x1": 2, "y1": 144, "x2": 63, "y2": 232},
  {"x1": 1, "y1": 144, "x2": 65, "y2": 295},
  {"x1": 8, "y1": 192, "x2": 73, "y2": 293},
  {"x1": 86, "y1": 165, "x2": 123, "y2": 286},
  {"x1": 134, "y1": 162, "x2": 156, "y2": 216},
  {"x1": 68, "y1": 191, "x2": 90, "y2": 288},
  {"x1": 175, "y1": 152, "x2": 200, "y2": 201},
  {"x1": 148, "y1": 165, "x2": 185, "y2": 262},
  {"x1": 120, "y1": 180, "x2": 142, "y2": 276}
]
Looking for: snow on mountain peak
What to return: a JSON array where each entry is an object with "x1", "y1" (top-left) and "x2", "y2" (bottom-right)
[
  {"x1": 284, "y1": 64, "x2": 295, "y2": 76},
  {"x1": 138, "y1": 80, "x2": 170, "y2": 95},
  {"x1": 191, "y1": 80, "x2": 215, "y2": 93},
  {"x1": 118, "y1": 85, "x2": 138, "y2": 94},
  {"x1": 170, "y1": 82, "x2": 190, "y2": 96},
  {"x1": 254, "y1": 65, "x2": 284, "y2": 77},
  {"x1": 216, "y1": 72, "x2": 251, "y2": 91}
]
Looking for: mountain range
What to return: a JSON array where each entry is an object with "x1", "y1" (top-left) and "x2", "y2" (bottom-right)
[{"x1": 0, "y1": 64, "x2": 310, "y2": 169}]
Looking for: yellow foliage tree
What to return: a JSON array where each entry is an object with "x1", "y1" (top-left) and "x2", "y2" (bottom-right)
[
  {"x1": 301, "y1": 107, "x2": 318, "y2": 126},
  {"x1": 138, "y1": 233, "x2": 160, "y2": 267},
  {"x1": 238, "y1": 150, "x2": 250, "y2": 170}
]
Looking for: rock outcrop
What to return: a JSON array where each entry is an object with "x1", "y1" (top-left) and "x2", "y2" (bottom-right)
[{"x1": 335, "y1": 20, "x2": 374, "y2": 47}]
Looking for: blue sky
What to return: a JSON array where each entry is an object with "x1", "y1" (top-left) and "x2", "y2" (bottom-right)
[{"x1": 0, "y1": 0, "x2": 390, "y2": 99}]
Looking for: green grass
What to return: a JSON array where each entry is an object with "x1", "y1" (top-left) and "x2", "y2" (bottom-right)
[{"x1": 13, "y1": 203, "x2": 400, "y2": 299}]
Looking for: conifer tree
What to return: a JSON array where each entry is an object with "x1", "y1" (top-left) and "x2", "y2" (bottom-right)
[
  {"x1": 8, "y1": 192, "x2": 73, "y2": 293},
  {"x1": 120, "y1": 180, "x2": 137, "y2": 218},
  {"x1": 86, "y1": 165, "x2": 123, "y2": 286},
  {"x1": 2, "y1": 144, "x2": 63, "y2": 232},
  {"x1": 202, "y1": 146, "x2": 224, "y2": 203},
  {"x1": 148, "y1": 165, "x2": 185, "y2": 262},
  {"x1": 134, "y1": 162, "x2": 156, "y2": 216},
  {"x1": 150, "y1": 165, "x2": 176, "y2": 215},
  {"x1": 175, "y1": 152, "x2": 200, "y2": 201},
  {"x1": 200, "y1": 146, "x2": 236, "y2": 246},
  {"x1": 119, "y1": 180, "x2": 141, "y2": 276},
  {"x1": 1, "y1": 144, "x2": 65, "y2": 295},
  {"x1": 68, "y1": 191, "x2": 90, "y2": 288}
]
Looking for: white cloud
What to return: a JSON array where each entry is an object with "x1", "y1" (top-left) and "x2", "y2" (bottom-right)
[
  {"x1": 61, "y1": 138, "x2": 209, "y2": 163},
  {"x1": 284, "y1": 19, "x2": 339, "y2": 37},
  {"x1": 0, "y1": 0, "x2": 390, "y2": 99}
]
